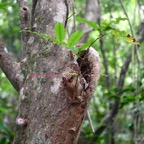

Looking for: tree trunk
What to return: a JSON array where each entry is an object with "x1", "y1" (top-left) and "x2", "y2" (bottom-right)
[
  {"x1": 1, "y1": 0, "x2": 100, "y2": 143},
  {"x1": 79, "y1": 0, "x2": 100, "y2": 43}
]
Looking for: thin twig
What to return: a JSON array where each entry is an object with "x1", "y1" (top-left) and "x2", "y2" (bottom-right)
[
  {"x1": 137, "y1": 0, "x2": 141, "y2": 23},
  {"x1": 68, "y1": 12, "x2": 75, "y2": 19},
  {"x1": 119, "y1": 0, "x2": 135, "y2": 37},
  {"x1": 97, "y1": 0, "x2": 110, "y2": 89},
  {"x1": 87, "y1": 110, "x2": 95, "y2": 133}
]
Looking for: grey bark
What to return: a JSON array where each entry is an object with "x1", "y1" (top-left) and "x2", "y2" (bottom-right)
[{"x1": 11, "y1": 0, "x2": 101, "y2": 144}]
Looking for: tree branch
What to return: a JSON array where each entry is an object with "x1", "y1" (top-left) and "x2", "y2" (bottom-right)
[
  {"x1": 0, "y1": 38, "x2": 24, "y2": 92},
  {"x1": 18, "y1": 0, "x2": 30, "y2": 58},
  {"x1": 119, "y1": 0, "x2": 135, "y2": 37},
  {"x1": 97, "y1": 0, "x2": 111, "y2": 89},
  {"x1": 99, "y1": 37, "x2": 110, "y2": 89},
  {"x1": 31, "y1": 0, "x2": 38, "y2": 22}
]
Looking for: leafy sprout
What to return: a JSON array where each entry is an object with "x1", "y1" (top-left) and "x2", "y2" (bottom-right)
[{"x1": 25, "y1": 17, "x2": 140, "y2": 55}]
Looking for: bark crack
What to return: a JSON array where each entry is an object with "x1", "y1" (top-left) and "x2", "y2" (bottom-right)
[{"x1": 64, "y1": 0, "x2": 69, "y2": 27}]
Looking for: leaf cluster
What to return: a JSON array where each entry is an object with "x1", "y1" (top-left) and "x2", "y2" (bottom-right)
[{"x1": 28, "y1": 16, "x2": 140, "y2": 56}]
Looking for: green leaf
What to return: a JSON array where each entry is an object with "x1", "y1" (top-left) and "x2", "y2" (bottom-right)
[
  {"x1": 54, "y1": 22, "x2": 66, "y2": 42},
  {"x1": 101, "y1": 20, "x2": 110, "y2": 26},
  {"x1": 115, "y1": 17, "x2": 127, "y2": 24},
  {"x1": 78, "y1": 39, "x2": 94, "y2": 52},
  {"x1": 111, "y1": 29, "x2": 127, "y2": 39},
  {"x1": 38, "y1": 33, "x2": 58, "y2": 44},
  {"x1": 69, "y1": 40, "x2": 93, "y2": 55},
  {"x1": 0, "y1": 2, "x2": 13, "y2": 11},
  {"x1": 67, "y1": 30, "x2": 83, "y2": 47},
  {"x1": 101, "y1": 20, "x2": 115, "y2": 31},
  {"x1": 0, "y1": 122, "x2": 10, "y2": 135},
  {"x1": 76, "y1": 17, "x2": 100, "y2": 30},
  {"x1": 0, "y1": 107, "x2": 8, "y2": 113},
  {"x1": 61, "y1": 41, "x2": 67, "y2": 46},
  {"x1": 111, "y1": 30, "x2": 121, "y2": 39},
  {"x1": 69, "y1": 46, "x2": 79, "y2": 54},
  {"x1": 0, "y1": 138, "x2": 8, "y2": 144}
]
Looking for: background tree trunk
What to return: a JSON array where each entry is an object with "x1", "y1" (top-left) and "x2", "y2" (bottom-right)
[{"x1": 12, "y1": 0, "x2": 100, "y2": 143}]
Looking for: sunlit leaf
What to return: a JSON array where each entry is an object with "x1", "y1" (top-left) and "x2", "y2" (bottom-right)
[
  {"x1": 102, "y1": 25, "x2": 114, "y2": 31},
  {"x1": 0, "y1": 2, "x2": 13, "y2": 11},
  {"x1": 61, "y1": 41, "x2": 67, "y2": 46},
  {"x1": 115, "y1": 17, "x2": 127, "y2": 24},
  {"x1": 69, "y1": 46, "x2": 79, "y2": 54},
  {"x1": 76, "y1": 17, "x2": 100, "y2": 30},
  {"x1": 111, "y1": 30, "x2": 121, "y2": 39},
  {"x1": 101, "y1": 20, "x2": 109, "y2": 26},
  {"x1": 120, "y1": 30, "x2": 127, "y2": 37},
  {"x1": 67, "y1": 30, "x2": 83, "y2": 47},
  {"x1": 133, "y1": 41, "x2": 140, "y2": 45},
  {"x1": 101, "y1": 20, "x2": 116, "y2": 31},
  {"x1": 54, "y1": 22, "x2": 66, "y2": 42},
  {"x1": 111, "y1": 29, "x2": 127, "y2": 39},
  {"x1": 126, "y1": 34, "x2": 140, "y2": 45},
  {"x1": 78, "y1": 39, "x2": 94, "y2": 53}
]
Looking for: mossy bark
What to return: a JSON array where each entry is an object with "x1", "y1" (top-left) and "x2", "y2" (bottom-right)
[{"x1": 13, "y1": 0, "x2": 100, "y2": 143}]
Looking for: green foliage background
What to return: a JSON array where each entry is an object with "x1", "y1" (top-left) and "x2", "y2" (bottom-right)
[{"x1": 0, "y1": 0, "x2": 19, "y2": 143}]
